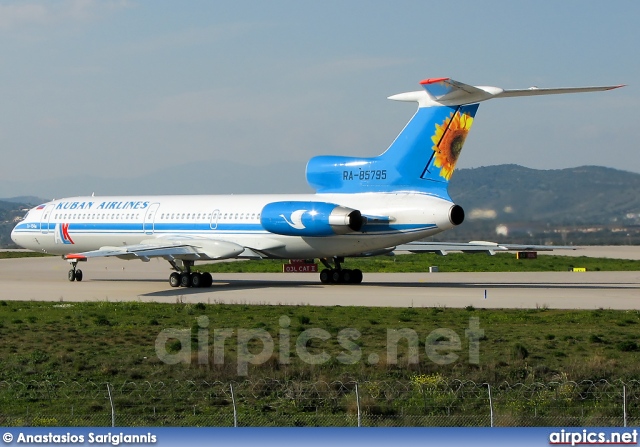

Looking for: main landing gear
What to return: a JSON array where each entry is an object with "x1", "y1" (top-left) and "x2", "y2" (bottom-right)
[
  {"x1": 319, "y1": 257, "x2": 363, "y2": 284},
  {"x1": 67, "y1": 260, "x2": 83, "y2": 282},
  {"x1": 168, "y1": 260, "x2": 213, "y2": 288}
]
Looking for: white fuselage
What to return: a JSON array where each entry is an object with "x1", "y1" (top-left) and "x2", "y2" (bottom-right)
[{"x1": 11, "y1": 192, "x2": 456, "y2": 260}]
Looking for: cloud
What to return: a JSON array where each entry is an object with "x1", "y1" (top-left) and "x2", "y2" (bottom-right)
[
  {"x1": 0, "y1": 3, "x2": 48, "y2": 29},
  {"x1": 122, "y1": 22, "x2": 260, "y2": 54},
  {"x1": 0, "y1": 0, "x2": 131, "y2": 30}
]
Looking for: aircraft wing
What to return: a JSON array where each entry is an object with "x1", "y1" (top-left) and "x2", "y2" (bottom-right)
[
  {"x1": 64, "y1": 238, "x2": 247, "y2": 262},
  {"x1": 393, "y1": 241, "x2": 578, "y2": 256}
]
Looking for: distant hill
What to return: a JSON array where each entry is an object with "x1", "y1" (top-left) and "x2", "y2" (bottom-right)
[
  {"x1": 0, "y1": 200, "x2": 32, "y2": 248},
  {"x1": 0, "y1": 196, "x2": 47, "y2": 206},
  {"x1": 448, "y1": 165, "x2": 640, "y2": 225}
]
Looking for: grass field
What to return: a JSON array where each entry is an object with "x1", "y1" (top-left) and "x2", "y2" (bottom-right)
[
  {"x1": 1, "y1": 300, "x2": 639, "y2": 384},
  {"x1": 0, "y1": 251, "x2": 53, "y2": 259},
  {"x1": 3, "y1": 250, "x2": 640, "y2": 272},
  {"x1": 195, "y1": 252, "x2": 640, "y2": 273}
]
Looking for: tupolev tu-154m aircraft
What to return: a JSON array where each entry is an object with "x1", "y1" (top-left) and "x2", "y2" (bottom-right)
[{"x1": 11, "y1": 78, "x2": 623, "y2": 287}]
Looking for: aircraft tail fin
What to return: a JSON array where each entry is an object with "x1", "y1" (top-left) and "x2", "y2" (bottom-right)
[{"x1": 306, "y1": 78, "x2": 623, "y2": 199}]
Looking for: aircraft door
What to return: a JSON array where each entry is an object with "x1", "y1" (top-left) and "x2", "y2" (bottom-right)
[
  {"x1": 143, "y1": 203, "x2": 160, "y2": 235},
  {"x1": 210, "y1": 209, "x2": 220, "y2": 230},
  {"x1": 40, "y1": 205, "x2": 55, "y2": 234}
]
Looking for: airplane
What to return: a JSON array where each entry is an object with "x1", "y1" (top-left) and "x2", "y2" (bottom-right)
[{"x1": 11, "y1": 77, "x2": 623, "y2": 288}]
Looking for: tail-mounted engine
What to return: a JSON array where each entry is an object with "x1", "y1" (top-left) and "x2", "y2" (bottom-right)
[
  {"x1": 449, "y1": 204, "x2": 464, "y2": 226},
  {"x1": 261, "y1": 201, "x2": 363, "y2": 237}
]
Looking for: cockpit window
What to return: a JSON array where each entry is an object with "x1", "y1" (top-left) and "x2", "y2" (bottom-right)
[{"x1": 21, "y1": 211, "x2": 30, "y2": 221}]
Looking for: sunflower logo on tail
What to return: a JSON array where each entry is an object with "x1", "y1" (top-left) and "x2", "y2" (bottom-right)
[{"x1": 431, "y1": 111, "x2": 474, "y2": 180}]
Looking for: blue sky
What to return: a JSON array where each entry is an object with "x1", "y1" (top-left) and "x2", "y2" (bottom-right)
[{"x1": 0, "y1": 0, "x2": 638, "y2": 197}]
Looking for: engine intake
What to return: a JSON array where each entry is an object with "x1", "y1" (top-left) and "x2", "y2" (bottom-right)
[{"x1": 261, "y1": 201, "x2": 363, "y2": 236}]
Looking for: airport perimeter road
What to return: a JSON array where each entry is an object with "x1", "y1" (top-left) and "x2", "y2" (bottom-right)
[{"x1": 1, "y1": 256, "x2": 639, "y2": 309}]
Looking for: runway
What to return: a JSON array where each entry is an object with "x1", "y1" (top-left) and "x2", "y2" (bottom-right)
[{"x1": 1, "y1": 249, "x2": 639, "y2": 309}]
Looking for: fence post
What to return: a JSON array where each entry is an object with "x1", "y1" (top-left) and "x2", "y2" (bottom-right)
[
  {"x1": 487, "y1": 384, "x2": 494, "y2": 428},
  {"x1": 355, "y1": 382, "x2": 361, "y2": 428},
  {"x1": 623, "y1": 384, "x2": 627, "y2": 428},
  {"x1": 230, "y1": 383, "x2": 238, "y2": 428},
  {"x1": 106, "y1": 383, "x2": 115, "y2": 428}
]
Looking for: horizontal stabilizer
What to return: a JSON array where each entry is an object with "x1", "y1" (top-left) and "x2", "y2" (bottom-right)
[
  {"x1": 497, "y1": 85, "x2": 625, "y2": 98},
  {"x1": 389, "y1": 78, "x2": 624, "y2": 107}
]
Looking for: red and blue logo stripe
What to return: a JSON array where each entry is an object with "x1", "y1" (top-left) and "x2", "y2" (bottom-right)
[{"x1": 59, "y1": 223, "x2": 75, "y2": 244}]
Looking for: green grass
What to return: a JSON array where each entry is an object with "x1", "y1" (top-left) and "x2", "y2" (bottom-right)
[
  {"x1": 4, "y1": 250, "x2": 639, "y2": 272},
  {"x1": 1, "y1": 300, "x2": 640, "y2": 426},
  {"x1": 1, "y1": 300, "x2": 639, "y2": 384},
  {"x1": 0, "y1": 251, "x2": 54, "y2": 259},
  {"x1": 196, "y1": 252, "x2": 640, "y2": 273}
]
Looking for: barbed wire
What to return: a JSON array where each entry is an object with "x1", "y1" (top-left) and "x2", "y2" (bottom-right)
[
  {"x1": 1, "y1": 378, "x2": 638, "y2": 400},
  {"x1": 0, "y1": 379, "x2": 637, "y2": 427}
]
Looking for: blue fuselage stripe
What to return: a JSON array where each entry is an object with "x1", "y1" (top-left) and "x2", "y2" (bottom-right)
[{"x1": 13, "y1": 222, "x2": 438, "y2": 235}]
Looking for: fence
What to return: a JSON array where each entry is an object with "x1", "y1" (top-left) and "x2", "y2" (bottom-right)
[{"x1": 0, "y1": 378, "x2": 638, "y2": 427}]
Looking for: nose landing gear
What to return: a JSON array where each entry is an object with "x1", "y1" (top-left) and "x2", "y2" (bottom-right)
[{"x1": 67, "y1": 259, "x2": 84, "y2": 282}]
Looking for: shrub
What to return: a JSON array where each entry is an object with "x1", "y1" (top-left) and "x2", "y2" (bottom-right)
[
  {"x1": 617, "y1": 341, "x2": 639, "y2": 352},
  {"x1": 512, "y1": 343, "x2": 529, "y2": 360}
]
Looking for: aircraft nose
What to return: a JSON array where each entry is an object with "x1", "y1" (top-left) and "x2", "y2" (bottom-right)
[
  {"x1": 10, "y1": 225, "x2": 20, "y2": 246},
  {"x1": 10, "y1": 223, "x2": 28, "y2": 248}
]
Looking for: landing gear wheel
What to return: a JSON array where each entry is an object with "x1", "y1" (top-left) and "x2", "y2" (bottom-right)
[
  {"x1": 169, "y1": 272, "x2": 181, "y2": 288},
  {"x1": 68, "y1": 269, "x2": 76, "y2": 282},
  {"x1": 320, "y1": 269, "x2": 331, "y2": 284},
  {"x1": 201, "y1": 272, "x2": 213, "y2": 287},
  {"x1": 180, "y1": 272, "x2": 191, "y2": 288},
  {"x1": 74, "y1": 269, "x2": 83, "y2": 282},
  {"x1": 191, "y1": 272, "x2": 203, "y2": 288},
  {"x1": 318, "y1": 258, "x2": 363, "y2": 285}
]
